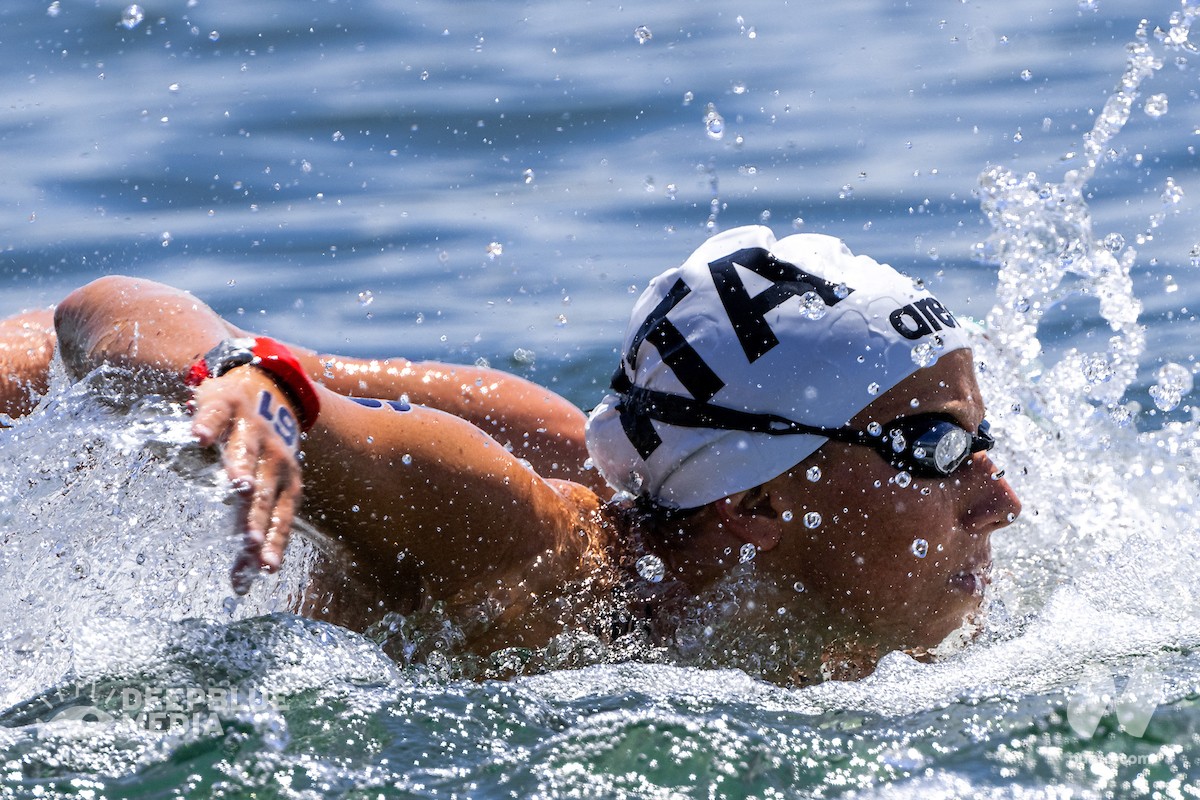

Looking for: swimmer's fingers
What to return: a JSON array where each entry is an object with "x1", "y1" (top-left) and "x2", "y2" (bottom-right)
[
  {"x1": 243, "y1": 429, "x2": 302, "y2": 574},
  {"x1": 223, "y1": 390, "x2": 303, "y2": 593},
  {"x1": 263, "y1": 470, "x2": 302, "y2": 575},
  {"x1": 190, "y1": 380, "x2": 240, "y2": 448},
  {"x1": 224, "y1": 414, "x2": 302, "y2": 594},
  {"x1": 188, "y1": 370, "x2": 305, "y2": 594}
]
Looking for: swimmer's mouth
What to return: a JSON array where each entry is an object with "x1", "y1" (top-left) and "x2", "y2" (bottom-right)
[{"x1": 949, "y1": 562, "x2": 991, "y2": 596}]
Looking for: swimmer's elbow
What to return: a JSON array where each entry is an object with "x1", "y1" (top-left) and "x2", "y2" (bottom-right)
[{"x1": 54, "y1": 275, "x2": 164, "y2": 379}]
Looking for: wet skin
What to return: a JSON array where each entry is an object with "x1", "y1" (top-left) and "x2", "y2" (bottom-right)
[{"x1": 712, "y1": 349, "x2": 1022, "y2": 655}]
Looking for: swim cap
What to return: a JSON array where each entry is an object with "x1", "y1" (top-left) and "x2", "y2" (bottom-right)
[{"x1": 585, "y1": 225, "x2": 972, "y2": 509}]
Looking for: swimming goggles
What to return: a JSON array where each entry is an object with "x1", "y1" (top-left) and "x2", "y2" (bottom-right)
[{"x1": 616, "y1": 384, "x2": 993, "y2": 478}]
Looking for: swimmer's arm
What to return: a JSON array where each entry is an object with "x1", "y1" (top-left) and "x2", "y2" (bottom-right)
[
  {"x1": 54, "y1": 277, "x2": 308, "y2": 588},
  {"x1": 297, "y1": 392, "x2": 593, "y2": 605},
  {"x1": 279, "y1": 348, "x2": 597, "y2": 491},
  {"x1": 50, "y1": 275, "x2": 597, "y2": 490},
  {"x1": 54, "y1": 275, "x2": 241, "y2": 389},
  {"x1": 0, "y1": 309, "x2": 56, "y2": 419}
]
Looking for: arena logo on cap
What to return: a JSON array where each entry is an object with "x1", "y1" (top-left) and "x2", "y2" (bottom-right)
[
  {"x1": 617, "y1": 246, "x2": 854, "y2": 458},
  {"x1": 889, "y1": 297, "x2": 960, "y2": 340}
]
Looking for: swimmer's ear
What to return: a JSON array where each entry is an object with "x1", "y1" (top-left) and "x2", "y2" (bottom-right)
[{"x1": 715, "y1": 486, "x2": 782, "y2": 552}]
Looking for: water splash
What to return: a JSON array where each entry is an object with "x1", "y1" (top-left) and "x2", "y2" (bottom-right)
[
  {"x1": 0, "y1": 365, "x2": 331, "y2": 708},
  {"x1": 965, "y1": 4, "x2": 1200, "y2": 672}
]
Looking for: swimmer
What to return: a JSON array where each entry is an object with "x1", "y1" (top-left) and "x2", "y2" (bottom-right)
[{"x1": 0, "y1": 226, "x2": 1019, "y2": 683}]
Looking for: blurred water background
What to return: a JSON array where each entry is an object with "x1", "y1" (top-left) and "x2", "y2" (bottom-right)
[{"x1": 2, "y1": 0, "x2": 1200, "y2": 797}]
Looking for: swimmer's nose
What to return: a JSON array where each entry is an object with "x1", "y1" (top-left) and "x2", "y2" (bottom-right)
[{"x1": 960, "y1": 451, "x2": 1021, "y2": 533}]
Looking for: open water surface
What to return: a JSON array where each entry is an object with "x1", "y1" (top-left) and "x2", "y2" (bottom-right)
[{"x1": 3, "y1": 0, "x2": 1200, "y2": 797}]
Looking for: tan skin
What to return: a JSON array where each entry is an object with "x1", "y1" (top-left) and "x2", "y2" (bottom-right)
[
  {"x1": 0, "y1": 309, "x2": 55, "y2": 420},
  {"x1": 2, "y1": 276, "x2": 1020, "y2": 681},
  {"x1": 657, "y1": 349, "x2": 1020, "y2": 672}
]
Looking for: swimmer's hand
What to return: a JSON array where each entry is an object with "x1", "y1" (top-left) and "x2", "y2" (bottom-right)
[{"x1": 189, "y1": 367, "x2": 305, "y2": 595}]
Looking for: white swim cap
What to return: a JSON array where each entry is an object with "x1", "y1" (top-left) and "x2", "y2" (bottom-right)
[{"x1": 585, "y1": 225, "x2": 972, "y2": 509}]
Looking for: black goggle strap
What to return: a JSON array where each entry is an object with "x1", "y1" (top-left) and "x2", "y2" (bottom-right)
[
  {"x1": 614, "y1": 382, "x2": 871, "y2": 442},
  {"x1": 613, "y1": 378, "x2": 993, "y2": 470}
]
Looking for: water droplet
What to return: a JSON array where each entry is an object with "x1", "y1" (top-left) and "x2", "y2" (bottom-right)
[
  {"x1": 1103, "y1": 232, "x2": 1125, "y2": 252},
  {"x1": 1161, "y1": 176, "x2": 1184, "y2": 205},
  {"x1": 890, "y1": 431, "x2": 907, "y2": 453},
  {"x1": 911, "y1": 342, "x2": 938, "y2": 367},
  {"x1": 833, "y1": 282, "x2": 850, "y2": 299},
  {"x1": 512, "y1": 347, "x2": 536, "y2": 365},
  {"x1": 486, "y1": 241, "x2": 503, "y2": 258},
  {"x1": 522, "y1": 168, "x2": 534, "y2": 184},
  {"x1": 895, "y1": 471, "x2": 913, "y2": 488},
  {"x1": 665, "y1": 183, "x2": 678, "y2": 200},
  {"x1": 781, "y1": 510, "x2": 794, "y2": 522},
  {"x1": 208, "y1": 30, "x2": 220, "y2": 42},
  {"x1": 1081, "y1": 356, "x2": 1114, "y2": 384},
  {"x1": 911, "y1": 538, "x2": 929, "y2": 558},
  {"x1": 803, "y1": 511, "x2": 822, "y2": 529},
  {"x1": 47, "y1": 2, "x2": 61, "y2": 18},
  {"x1": 682, "y1": 91, "x2": 694, "y2": 106},
  {"x1": 798, "y1": 291, "x2": 827, "y2": 320},
  {"x1": 121, "y1": 4, "x2": 144, "y2": 29},
  {"x1": 793, "y1": 581, "x2": 805, "y2": 593},
  {"x1": 704, "y1": 103, "x2": 725, "y2": 140},
  {"x1": 1149, "y1": 362, "x2": 1193, "y2": 411},
  {"x1": 867, "y1": 382, "x2": 881, "y2": 396},
  {"x1": 867, "y1": 421, "x2": 883, "y2": 437},
  {"x1": 401, "y1": 454, "x2": 413, "y2": 465},
  {"x1": 1144, "y1": 93, "x2": 1169, "y2": 117},
  {"x1": 635, "y1": 554, "x2": 664, "y2": 582},
  {"x1": 135, "y1": 553, "x2": 146, "y2": 565},
  {"x1": 358, "y1": 290, "x2": 374, "y2": 307},
  {"x1": 731, "y1": 81, "x2": 747, "y2": 95},
  {"x1": 738, "y1": 542, "x2": 757, "y2": 563},
  {"x1": 633, "y1": 25, "x2": 652, "y2": 44},
  {"x1": 806, "y1": 466, "x2": 822, "y2": 482},
  {"x1": 1020, "y1": 68, "x2": 1033, "y2": 81}
]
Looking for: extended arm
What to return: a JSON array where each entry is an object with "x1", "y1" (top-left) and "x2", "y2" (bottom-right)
[
  {"x1": 10, "y1": 275, "x2": 596, "y2": 487},
  {"x1": 281, "y1": 347, "x2": 598, "y2": 491},
  {"x1": 50, "y1": 275, "x2": 597, "y2": 605}
]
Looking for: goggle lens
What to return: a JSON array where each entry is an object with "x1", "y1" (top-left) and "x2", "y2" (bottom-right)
[{"x1": 880, "y1": 417, "x2": 992, "y2": 477}]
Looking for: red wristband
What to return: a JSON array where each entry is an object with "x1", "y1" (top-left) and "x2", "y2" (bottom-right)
[{"x1": 186, "y1": 337, "x2": 321, "y2": 431}]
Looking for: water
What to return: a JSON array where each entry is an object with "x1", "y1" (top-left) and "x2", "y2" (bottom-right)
[{"x1": 3, "y1": 0, "x2": 1200, "y2": 796}]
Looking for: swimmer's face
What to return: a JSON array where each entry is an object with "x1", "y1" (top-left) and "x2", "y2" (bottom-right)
[{"x1": 758, "y1": 349, "x2": 1021, "y2": 652}]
